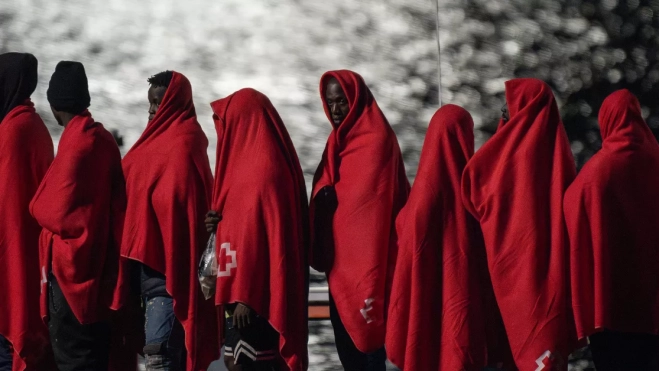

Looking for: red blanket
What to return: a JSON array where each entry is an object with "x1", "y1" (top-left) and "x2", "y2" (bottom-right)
[
  {"x1": 310, "y1": 70, "x2": 409, "y2": 353},
  {"x1": 121, "y1": 71, "x2": 218, "y2": 370},
  {"x1": 387, "y1": 105, "x2": 488, "y2": 370},
  {"x1": 461, "y1": 78, "x2": 577, "y2": 369},
  {"x1": 0, "y1": 102, "x2": 54, "y2": 371},
  {"x1": 210, "y1": 88, "x2": 309, "y2": 370},
  {"x1": 30, "y1": 110, "x2": 124, "y2": 326},
  {"x1": 564, "y1": 89, "x2": 659, "y2": 339}
]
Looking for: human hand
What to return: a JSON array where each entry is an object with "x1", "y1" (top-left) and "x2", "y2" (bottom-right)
[
  {"x1": 232, "y1": 303, "x2": 252, "y2": 329},
  {"x1": 205, "y1": 210, "x2": 221, "y2": 232}
]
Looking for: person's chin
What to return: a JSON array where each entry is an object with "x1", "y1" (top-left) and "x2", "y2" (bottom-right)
[{"x1": 332, "y1": 119, "x2": 342, "y2": 126}]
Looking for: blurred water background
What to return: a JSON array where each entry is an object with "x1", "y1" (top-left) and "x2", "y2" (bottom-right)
[{"x1": 3, "y1": 0, "x2": 659, "y2": 369}]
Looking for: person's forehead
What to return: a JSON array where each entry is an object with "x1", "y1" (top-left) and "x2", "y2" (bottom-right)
[
  {"x1": 325, "y1": 80, "x2": 345, "y2": 96},
  {"x1": 148, "y1": 85, "x2": 167, "y2": 98}
]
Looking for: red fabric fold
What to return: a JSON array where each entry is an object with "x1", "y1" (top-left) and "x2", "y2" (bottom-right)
[
  {"x1": 386, "y1": 105, "x2": 488, "y2": 370},
  {"x1": 461, "y1": 78, "x2": 577, "y2": 369},
  {"x1": 121, "y1": 71, "x2": 218, "y2": 370},
  {"x1": 310, "y1": 70, "x2": 409, "y2": 353},
  {"x1": 0, "y1": 102, "x2": 55, "y2": 371},
  {"x1": 210, "y1": 88, "x2": 309, "y2": 370},
  {"x1": 30, "y1": 110, "x2": 125, "y2": 326},
  {"x1": 564, "y1": 89, "x2": 659, "y2": 339}
]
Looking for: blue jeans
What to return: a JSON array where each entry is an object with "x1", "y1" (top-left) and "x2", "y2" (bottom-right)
[
  {"x1": 328, "y1": 295, "x2": 386, "y2": 371},
  {"x1": 0, "y1": 335, "x2": 12, "y2": 371},
  {"x1": 143, "y1": 296, "x2": 185, "y2": 371}
]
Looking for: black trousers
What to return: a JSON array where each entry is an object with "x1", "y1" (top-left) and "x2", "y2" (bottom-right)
[
  {"x1": 328, "y1": 295, "x2": 386, "y2": 371},
  {"x1": 48, "y1": 274, "x2": 111, "y2": 371},
  {"x1": 590, "y1": 330, "x2": 659, "y2": 371},
  {"x1": 0, "y1": 334, "x2": 11, "y2": 371}
]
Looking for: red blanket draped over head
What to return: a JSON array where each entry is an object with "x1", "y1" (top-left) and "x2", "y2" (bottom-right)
[
  {"x1": 30, "y1": 110, "x2": 125, "y2": 326},
  {"x1": 0, "y1": 102, "x2": 54, "y2": 371},
  {"x1": 564, "y1": 89, "x2": 659, "y2": 340},
  {"x1": 461, "y1": 78, "x2": 577, "y2": 370},
  {"x1": 210, "y1": 88, "x2": 309, "y2": 370},
  {"x1": 121, "y1": 71, "x2": 218, "y2": 370},
  {"x1": 310, "y1": 70, "x2": 409, "y2": 353},
  {"x1": 387, "y1": 105, "x2": 489, "y2": 370}
]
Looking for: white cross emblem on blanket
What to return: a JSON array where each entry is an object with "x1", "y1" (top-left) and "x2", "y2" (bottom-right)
[
  {"x1": 535, "y1": 350, "x2": 552, "y2": 371},
  {"x1": 360, "y1": 298, "x2": 375, "y2": 323},
  {"x1": 218, "y1": 242, "x2": 237, "y2": 277}
]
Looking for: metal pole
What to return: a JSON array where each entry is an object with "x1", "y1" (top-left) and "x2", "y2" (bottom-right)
[{"x1": 434, "y1": 0, "x2": 443, "y2": 106}]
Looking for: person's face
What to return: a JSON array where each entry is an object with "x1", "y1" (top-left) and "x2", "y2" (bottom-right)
[
  {"x1": 50, "y1": 106, "x2": 63, "y2": 126},
  {"x1": 148, "y1": 85, "x2": 168, "y2": 121},
  {"x1": 325, "y1": 78, "x2": 350, "y2": 126},
  {"x1": 501, "y1": 103, "x2": 510, "y2": 123},
  {"x1": 212, "y1": 113, "x2": 225, "y2": 138}
]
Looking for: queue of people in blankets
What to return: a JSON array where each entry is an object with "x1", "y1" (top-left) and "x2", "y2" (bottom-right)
[{"x1": 1, "y1": 51, "x2": 658, "y2": 371}]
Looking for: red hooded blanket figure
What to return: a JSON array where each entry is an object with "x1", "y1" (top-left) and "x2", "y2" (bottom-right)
[
  {"x1": 210, "y1": 88, "x2": 309, "y2": 370},
  {"x1": 310, "y1": 70, "x2": 409, "y2": 353},
  {"x1": 564, "y1": 89, "x2": 659, "y2": 340},
  {"x1": 30, "y1": 110, "x2": 125, "y2": 326},
  {"x1": 0, "y1": 52, "x2": 55, "y2": 371},
  {"x1": 461, "y1": 78, "x2": 577, "y2": 370},
  {"x1": 121, "y1": 71, "x2": 218, "y2": 370},
  {"x1": 387, "y1": 105, "x2": 489, "y2": 370}
]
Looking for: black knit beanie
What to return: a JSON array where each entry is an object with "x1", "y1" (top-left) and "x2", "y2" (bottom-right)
[{"x1": 47, "y1": 61, "x2": 90, "y2": 114}]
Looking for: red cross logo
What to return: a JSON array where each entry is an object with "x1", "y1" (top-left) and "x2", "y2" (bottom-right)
[
  {"x1": 535, "y1": 350, "x2": 552, "y2": 371},
  {"x1": 360, "y1": 298, "x2": 375, "y2": 323},
  {"x1": 218, "y1": 242, "x2": 237, "y2": 277}
]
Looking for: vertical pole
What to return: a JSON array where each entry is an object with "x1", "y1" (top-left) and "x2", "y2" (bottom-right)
[{"x1": 434, "y1": 0, "x2": 443, "y2": 106}]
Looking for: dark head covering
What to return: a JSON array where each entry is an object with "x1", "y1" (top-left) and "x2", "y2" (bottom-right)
[
  {"x1": 0, "y1": 52, "x2": 38, "y2": 122},
  {"x1": 47, "y1": 61, "x2": 90, "y2": 114}
]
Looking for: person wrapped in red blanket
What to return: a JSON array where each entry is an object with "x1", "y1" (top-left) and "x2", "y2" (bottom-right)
[
  {"x1": 205, "y1": 88, "x2": 309, "y2": 371},
  {"x1": 310, "y1": 70, "x2": 409, "y2": 370},
  {"x1": 461, "y1": 78, "x2": 577, "y2": 370},
  {"x1": 386, "y1": 105, "x2": 489, "y2": 370},
  {"x1": 121, "y1": 70, "x2": 218, "y2": 371},
  {"x1": 0, "y1": 52, "x2": 55, "y2": 371},
  {"x1": 30, "y1": 61, "x2": 125, "y2": 371},
  {"x1": 564, "y1": 89, "x2": 659, "y2": 370}
]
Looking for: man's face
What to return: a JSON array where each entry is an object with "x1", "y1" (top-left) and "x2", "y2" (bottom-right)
[
  {"x1": 501, "y1": 103, "x2": 510, "y2": 123},
  {"x1": 50, "y1": 106, "x2": 63, "y2": 126},
  {"x1": 148, "y1": 85, "x2": 168, "y2": 121},
  {"x1": 325, "y1": 78, "x2": 350, "y2": 126}
]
